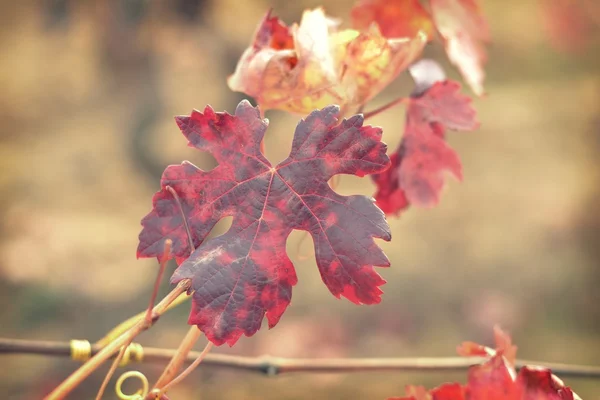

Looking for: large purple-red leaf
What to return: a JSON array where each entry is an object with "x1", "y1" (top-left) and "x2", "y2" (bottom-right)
[{"x1": 138, "y1": 100, "x2": 391, "y2": 345}]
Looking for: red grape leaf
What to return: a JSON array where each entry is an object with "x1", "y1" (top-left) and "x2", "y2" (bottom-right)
[
  {"x1": 466, "y1": 354, "x2": 519, "y2": 400},
  {"x1": 137, "y1": 100, "x2": 392, "y2": 346},
  {"x1": 228, "y1": 8, "x2": 426, "y2": 114},
  {"x1": 350, "y1": 0, "x2": 435, "y2": 39},
  {"x1": 517, "y1": 367, "x2": 580, "y2": 400},
  {"x1": 430, "y1": 0, "x2": 490, "y2": 96},
  {"x1": 372, "y1": 78, "x2": 478, "y2": 216},
  {"x1": 388, "y1": 328, "x2": 581, "y2": 400}
]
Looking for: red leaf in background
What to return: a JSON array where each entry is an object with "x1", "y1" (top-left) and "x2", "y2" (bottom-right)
[
  {"x1": 350, "y1": 0, "x2": 435, "y2": 39},
  {"x1": 138, "y1": 100, "x2": 391, "y2": 345},
  {"x1": 430, "y1": 0, "x2": 490, "y2": 96},
  {"x1": 395, "y1": 119, "x2": 462, "y2": 208},
  {"x1": 458, "y1": 325, "x2": 518, "y2": 365},
  {"x1": 541, "y1": 0, "x2": 600, "y2": 54},
  {"x1": 372, "y1": 60, "x2": 478, "y2": 216},
  {"x1": 388, "y1": 328, "x2": 581, "y2": 400}
]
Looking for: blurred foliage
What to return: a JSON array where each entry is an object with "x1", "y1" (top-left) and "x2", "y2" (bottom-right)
[{"x1": 0, "y1": 0, "x2": 599, "y2": 399}]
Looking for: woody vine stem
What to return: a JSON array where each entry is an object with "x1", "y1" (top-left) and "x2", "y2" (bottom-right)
[{"x1": 3, "y1": 338, "x2": 600, "y2": 379}]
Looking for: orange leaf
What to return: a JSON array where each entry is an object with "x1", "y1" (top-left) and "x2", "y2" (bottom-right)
[
  {"x1": 228, "y1": 8, "x2": 427, "y2": 114},
  {"x1": 332, "y1": 25, "x2": 428, "y2": 109},
  {"x1": 228, "y1": 8, "x2": 339, "y2": 114},
  {"x1": 351, "y1": 0, "x2": 435, "y2": 39},
  {"x1": 430, "y1": 0, "x2": 489, "y2": 96}
]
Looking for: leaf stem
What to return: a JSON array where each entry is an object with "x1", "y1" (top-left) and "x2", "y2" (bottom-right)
[
  {"x1": 95, "y1": 293, "x2": 191, "y2": 348},
  {"x1": 150, "y1": 341, "x2": 214, "y2": 399},
  {"x1": 95, "y1": 241, "x2": 172, "y2": 400},
  {"x1": 152, "y1": 326, "x2": 203, "y2": 390},
  {"x1": 94, "y1": 344, "x2": 128, "y2": 400},
  {"x1": 362, "y1": 97, "x2": 408, "y2": 120},
  {"x1": 43, "y1": 279, "x2": 191, "y2": 400}
]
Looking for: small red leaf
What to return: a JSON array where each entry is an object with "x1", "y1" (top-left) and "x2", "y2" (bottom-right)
[
  {"x1": 457, "y1": 326, "x2": 517, "y2": 365},
  {"x1": 430, "y1": 0, "x2": 490, "y2": 95},
  {"x1": 494, "y1": 325, "x2": 518, "y2": 366},
  {"x1": 138, "y1": 100, "x2": 392, "y2": 345},
  {"x1": 397, "y1": 120, "x2": 463, "y2": 208},
  {"x1": 372, "y1": 78, "x2": 478, "y2": 216}
]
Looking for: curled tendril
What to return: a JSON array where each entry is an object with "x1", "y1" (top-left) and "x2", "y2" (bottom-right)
[{"x1": 115, "y1": 370, "x2": 149, "y2": 400}]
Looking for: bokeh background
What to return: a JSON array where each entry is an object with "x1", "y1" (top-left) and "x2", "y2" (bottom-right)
[{"x1": 0, "y1": 0, "x2": 599, "y2": 398}]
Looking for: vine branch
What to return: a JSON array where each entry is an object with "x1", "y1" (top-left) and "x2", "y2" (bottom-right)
[
  {"x1": 3, "y1": 338, "x2": 600, "y2": 379},
  {"x1": 42, "y1": 278, "x2": 191, "y2": 400}
]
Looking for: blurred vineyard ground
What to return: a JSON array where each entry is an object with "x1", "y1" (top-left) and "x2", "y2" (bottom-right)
[{"x1": 0, "y1": 0, "x2": 599, "y2": 399}]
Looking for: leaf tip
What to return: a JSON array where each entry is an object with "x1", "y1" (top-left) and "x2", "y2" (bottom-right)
[
  {"x1": 321, "y1": 103, "x2": 341, "y2": 118},
  {"x1": 235, "y1": 99, "x2": 267, "y2": 123},
  {"x1": 174, "y1": 114, "x2": 190, "y2": 131}
]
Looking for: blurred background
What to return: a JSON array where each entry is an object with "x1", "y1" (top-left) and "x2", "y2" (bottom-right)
[{"x1": 0, "y1": 0, "x2": 599, "y2": 398}]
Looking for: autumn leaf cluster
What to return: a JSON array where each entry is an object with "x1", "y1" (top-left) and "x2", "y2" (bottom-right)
[
  {"x1": 228, "y1": 0, "x2": 488, "y2": 117},
  {"x1": 137, "y1": 0, "x2": 488, "y2": 345}
]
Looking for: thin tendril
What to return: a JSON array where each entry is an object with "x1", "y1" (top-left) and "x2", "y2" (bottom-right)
[{"x1": 116, "y1": 371, "x2": 149, "y2": 400}]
